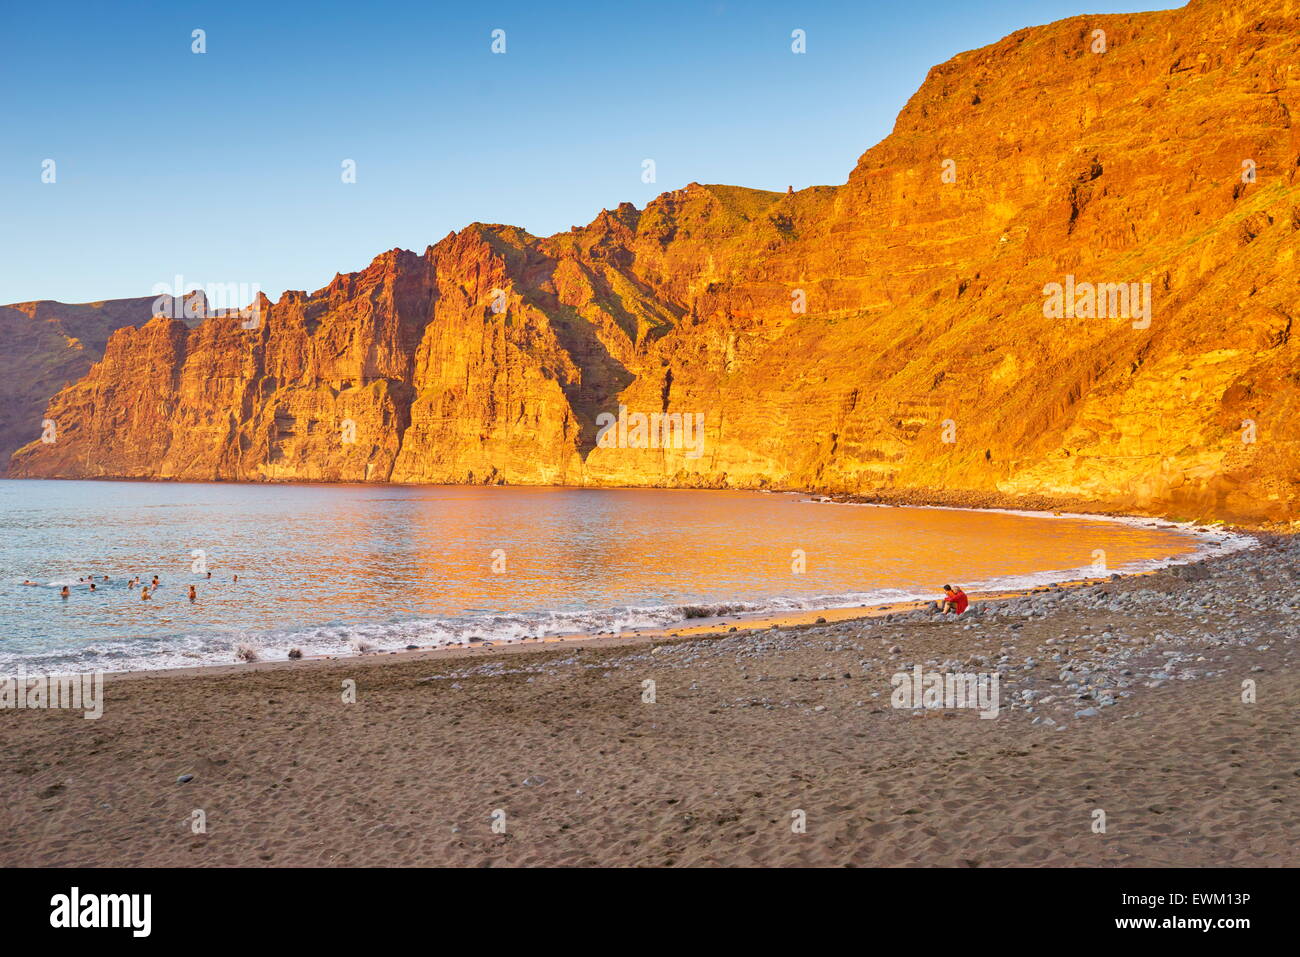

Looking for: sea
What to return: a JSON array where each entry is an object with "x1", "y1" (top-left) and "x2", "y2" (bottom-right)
[{"x1": 0, "y1": 480, "x2": 1248, "y2": 673}]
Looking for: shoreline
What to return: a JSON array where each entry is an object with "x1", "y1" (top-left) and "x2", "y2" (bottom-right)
[
  {"x1": 100, "y1": 590, "x2": 1051, "y2": 684},
  {"x1": 98, "y1": 571, "x2": 1196, "y2": 684}
]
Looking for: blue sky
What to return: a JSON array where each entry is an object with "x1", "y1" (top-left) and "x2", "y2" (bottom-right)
[{"x1": 1, "y1": 0, "x2": 1177, "y2": 304}]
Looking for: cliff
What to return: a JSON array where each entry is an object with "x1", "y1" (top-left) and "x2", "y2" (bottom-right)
[
  {"x1": 2, "y1": 296, "x2": 173, "y2": 466},
  {"x1": 10, "y1": 0, "x2": 1300, "y2": 522}
]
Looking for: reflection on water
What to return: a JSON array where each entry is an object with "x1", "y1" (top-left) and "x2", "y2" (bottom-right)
[{"x1": 0, "y1": 481, "x2": 1224, "y2": 672}]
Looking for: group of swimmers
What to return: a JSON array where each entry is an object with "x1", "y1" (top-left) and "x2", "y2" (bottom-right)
[{"x1": 23, "y1": 570, "x2": 240, "y2": 603}]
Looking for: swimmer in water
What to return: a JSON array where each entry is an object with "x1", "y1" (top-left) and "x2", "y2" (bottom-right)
[
  {"x1": 141, "y1": 587, "x2": 151, "y2": 600},
  {"x1": 233, "y1": 574, "x2": 239, "y2": 583},
  {"x1": 188, "y1": 585, "x2": 197, "y2": 602},
  {"x1": 206, "y1": 571, "x2": 211, "y2": 580},
  {"x1": 89, "y1": 582, "x2": 96, "y2": 592},
  {"x1": 60, "y1": 586, "x2": 70, "y2": 598},
  {"x1": 151, "y1": 576, "x2": 160, "y2": 587}
]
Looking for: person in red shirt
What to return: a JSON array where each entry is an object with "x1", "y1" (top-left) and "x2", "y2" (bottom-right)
[{"x1": 938, "y1": 584, "x2": 969, "y2": 615}]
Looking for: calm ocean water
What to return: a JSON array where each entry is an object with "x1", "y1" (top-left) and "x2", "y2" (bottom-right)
[{"x1": 0, "y1": 480, "x2": 1242, "y2": 673}]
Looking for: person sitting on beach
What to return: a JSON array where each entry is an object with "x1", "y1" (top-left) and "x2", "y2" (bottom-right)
[{"x1": 937, "y1": 584, "x2": 968, "y2": 615}]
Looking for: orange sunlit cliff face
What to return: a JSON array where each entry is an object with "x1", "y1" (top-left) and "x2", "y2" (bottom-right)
[{"x1": 8, "y1": 0, "x2": 1299, "y2": 522}]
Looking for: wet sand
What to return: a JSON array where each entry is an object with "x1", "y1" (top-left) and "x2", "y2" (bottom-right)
[{"x1": 1, "y1": 537, "x2": 1296, "y2": 867}]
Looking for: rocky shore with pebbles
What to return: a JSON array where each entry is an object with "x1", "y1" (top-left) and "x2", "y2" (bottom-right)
[
  {"x1": 2, "y1": 532, "x2": 1295, "y2": 866},
  {"x1": 416, "y1": 533, "x2": 1294, "y2": 730}
]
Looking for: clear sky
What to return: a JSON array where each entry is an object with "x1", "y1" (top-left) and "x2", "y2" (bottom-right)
[{"x1": 1, "y1": 0, "x2": 1177, "y2": 304}]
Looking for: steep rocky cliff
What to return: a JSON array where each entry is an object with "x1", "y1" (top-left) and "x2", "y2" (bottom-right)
[
  {"x1": 0, "y1": 296, "x2": 168, "y2": 467},
  {"x1": 0, "y1": 291, "x2": 209, "y2": 470},
  {"x1": 10, "y1": 0, "x2": 1300, "y2": 522}
]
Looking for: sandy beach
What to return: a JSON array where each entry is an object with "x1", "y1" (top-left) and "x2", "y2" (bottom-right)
[{"x1": 1, "y1": 530, "x2": 1296, "y2": 867}]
